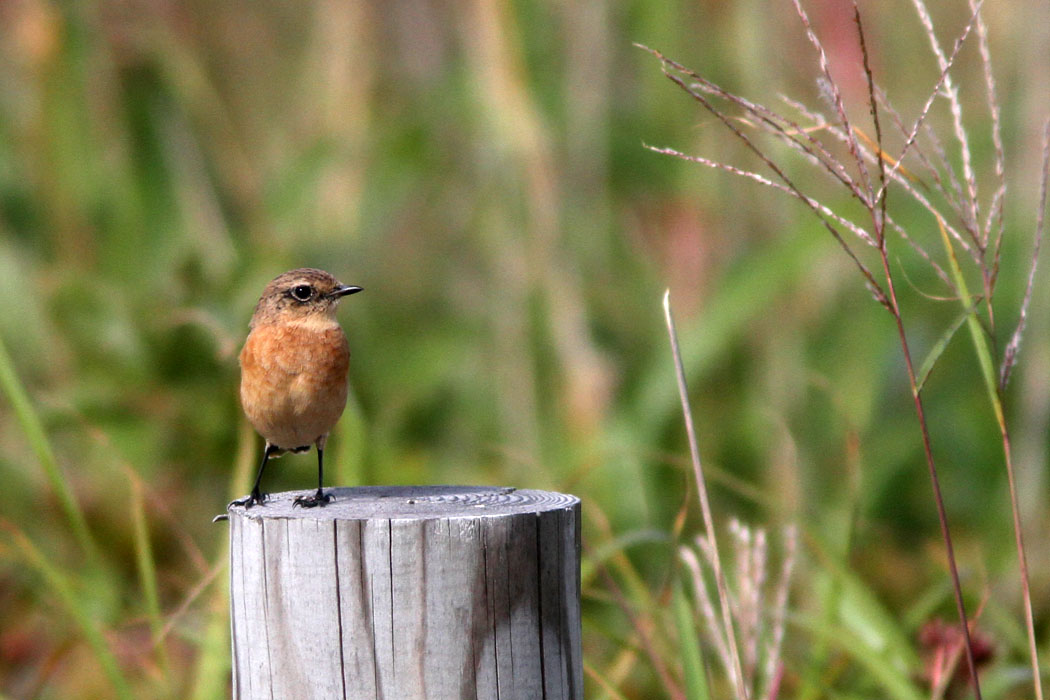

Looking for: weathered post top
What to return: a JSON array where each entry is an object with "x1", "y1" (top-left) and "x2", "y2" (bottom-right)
[
  {"x1": 228, "y1": 484, "x2": 578, "y2": 520},
  {"x1": 227, "y1": 485, "x2": 582, "y2": 700}
]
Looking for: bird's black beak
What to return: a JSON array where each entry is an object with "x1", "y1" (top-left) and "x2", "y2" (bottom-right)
[{"x1": 331, "y1": 285, "x2": 363, "y2": 298}]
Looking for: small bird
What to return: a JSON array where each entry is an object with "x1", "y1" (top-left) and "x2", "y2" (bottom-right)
[{"x1": 233, "y1": 268, "x2": 362, "y2": 508}]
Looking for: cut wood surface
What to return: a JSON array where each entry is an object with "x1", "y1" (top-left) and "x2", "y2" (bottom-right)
[{"x1": 227, "y1": 485, "x2": 582, "y2": 699}]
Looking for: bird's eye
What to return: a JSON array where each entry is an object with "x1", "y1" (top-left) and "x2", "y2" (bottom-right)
[{"x1": 290, "y1": 284, "x2": 314, "y2": 301}]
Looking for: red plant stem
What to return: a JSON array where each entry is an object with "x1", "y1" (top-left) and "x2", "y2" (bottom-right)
[{"x1": 877, "y1": 247, "x2": 983, "y2": 700}]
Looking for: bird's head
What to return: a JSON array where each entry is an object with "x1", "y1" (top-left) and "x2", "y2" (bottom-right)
[{"x1": 250, "y1": 268, "x2": 362, "y2": 328}]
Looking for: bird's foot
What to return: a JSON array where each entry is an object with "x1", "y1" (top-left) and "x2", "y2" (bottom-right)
[
  {"x1": 293, "y1": 490, "x2": 332, "y2": 508},
  {"x1": 229, "y1": 490, "x2": 268, "y2": 509}
]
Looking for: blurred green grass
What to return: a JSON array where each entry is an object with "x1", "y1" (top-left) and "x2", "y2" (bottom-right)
[{"x1": 1, "y1": 0, "x2": 1048, "y2": 697}]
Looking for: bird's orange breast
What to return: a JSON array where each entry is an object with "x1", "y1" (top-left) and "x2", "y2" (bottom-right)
[{"x1": 239, "y1": 321, "x2": 350, "y2": 450}]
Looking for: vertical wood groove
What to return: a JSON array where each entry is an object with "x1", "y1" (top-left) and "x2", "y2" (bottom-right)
[
  {"x1": 370, "y1": 570, "x2": 380, "y2": 700},
  {"x1": 358, "y1": 520, "x2": 380, "y2": 700},
  {"x1": 482, "y1": 520, "x2": 501, "y2": 697},
  {"x1": 231, "y1": 517, "x2": 243, "y2": 699},
  {"x1": 332, "y1": 521, "x2": 348, "y2": 700},
  {"x1": 534, "y1": 513, "x2": 548, "y2": 695},
  {"x1": 386, "y1": 519, "x2": 395, "y2": 694},
  {"x1": 260, "y1": 520, "x2": 275, "y2": 700}
]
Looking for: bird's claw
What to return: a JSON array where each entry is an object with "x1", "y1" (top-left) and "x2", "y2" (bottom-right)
[
  {"x1": 293, "y1": 490, "x2": 332, "y2": 508},
  {"x1": 229, "y1": 491, "x2": 268, "y2": 509}
]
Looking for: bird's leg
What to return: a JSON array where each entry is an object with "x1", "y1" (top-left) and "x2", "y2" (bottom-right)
[
  {"x1": 294, "y1": 435, "x2": 332, "y2": 508},
  {"x1": 230, "y1": 443, "x2": 278, "y2": 508}
]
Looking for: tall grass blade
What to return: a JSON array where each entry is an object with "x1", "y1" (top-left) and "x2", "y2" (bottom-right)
[
  {"x1": 5, "y1": 525, "x2": 134, "y2": 700},
  {"x1": 933, "y1": 214, "x2": 1000, "y2": 416},
  {"x1": 188, "y1": 560, "x2": 231, "y2": 700},
  {"x1": 130, "y1": 473, "x2": 172, "y2": 693},
  {"x1": 915, "y1": 300, "x2": 980, "y2": 393},
  {"x1": 790, "y1": 612, "x2": 924, "y2": 700},
  {"x1": 0, "y1": 334, "x2": 103, "y2": 569},
  {"x1": 664, "y1": 290, "x2": 748, "y2": 700},
  {"x1": 809, "y1": 531, "x2": 919, "y2": 671},
  {"x1": 584, "y1": 660, "x2": 634, "y2": 700},
  {"x1": 673, "y1": 579, "x2": 712, "y2": 700}
]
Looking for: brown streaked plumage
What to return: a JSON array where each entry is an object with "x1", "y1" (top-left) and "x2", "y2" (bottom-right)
[{"x1": 232, "y1": 268, "x2": 362, "y2": 508}]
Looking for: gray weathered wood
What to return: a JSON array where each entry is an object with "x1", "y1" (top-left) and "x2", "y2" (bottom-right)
[{"x1": 227, "y1": 485, "x2": 582, "y2": 699}]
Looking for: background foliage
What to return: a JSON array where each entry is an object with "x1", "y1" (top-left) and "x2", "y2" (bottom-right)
[{"x1": 1, "y1": 0, "x2": 1049, "y2": 697}]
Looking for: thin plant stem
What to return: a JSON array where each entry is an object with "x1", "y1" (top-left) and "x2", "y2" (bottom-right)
[
  {"x1": 853, "y1": 1, "x2": 887, "y2": 234},
  {"x1": 664, "y1": 290, "x2": 749, "y2": 700},
  {"x1": 876, "y1": 241, "x2": 982, "y2": 700},
  {"x1": 855, "y1": 0, "x2": 982, "y2": 687}
]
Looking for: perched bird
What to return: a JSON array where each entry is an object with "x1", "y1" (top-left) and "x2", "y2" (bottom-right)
[{"x1": 233, "y1": 268, "x2": 362, "y2": 508}]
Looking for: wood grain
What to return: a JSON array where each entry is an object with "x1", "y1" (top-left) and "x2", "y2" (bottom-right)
[{"x1": 227, "y1": 486, "x2": 582, "y2": 699}]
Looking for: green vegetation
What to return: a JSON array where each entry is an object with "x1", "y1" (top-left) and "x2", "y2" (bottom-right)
[{"x1": 0, "y1": 0, "x2": 1047, "y2": 697}]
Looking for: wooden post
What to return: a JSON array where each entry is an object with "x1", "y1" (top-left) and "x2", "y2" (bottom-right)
[{"x1": 227, "y1": 485, "x2": 582, "y2": 700}]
